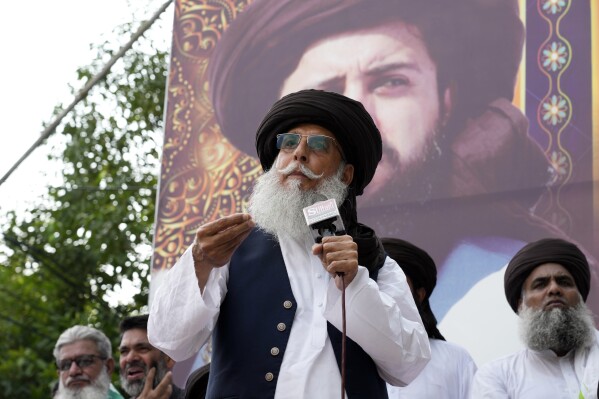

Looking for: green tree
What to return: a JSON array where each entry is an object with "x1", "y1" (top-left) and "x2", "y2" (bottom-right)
[{"x1": 0, "y1": 19, "x2": 168, "y2": 397}]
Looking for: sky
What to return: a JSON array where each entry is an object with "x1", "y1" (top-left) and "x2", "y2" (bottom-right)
[
  {"x1": 0, "y1": 0, "x2": 173, "y2": 305},
  {"x1": 0, "y1": 0, "x2": 172, "y2": 216}
]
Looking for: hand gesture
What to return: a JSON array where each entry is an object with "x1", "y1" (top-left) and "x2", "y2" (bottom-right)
[
  {"x1": 136, "y1": 368, "x2": 173, "y2": 399},
  {"x1": 192, "y1": 213, "x2": 254, "y2": 290},
  {"x1": 312, "y1": 235, "x2": 358, "y2": 290}
]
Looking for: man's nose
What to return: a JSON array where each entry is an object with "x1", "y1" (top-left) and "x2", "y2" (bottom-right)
[
  {"x1": 293, "y1": 137, "x2": 309, "y2": 162},
  {"x1": 547, "y1": 279, "x2": 563, "y2": 295},
  {"x1": 68, "y1": 361, "x2": 83, "y2": 376},
  {"x1": 124, "y1": 350, "x2": 140, "y2": 363}
]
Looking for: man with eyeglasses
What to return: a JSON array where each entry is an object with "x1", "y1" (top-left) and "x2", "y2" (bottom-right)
[
  {"x1": 149, "y1": 89, "x2": 429, "y2": 398},
  {"x1": 53, "y1": 325, "x2": 124, "y2": 399}
]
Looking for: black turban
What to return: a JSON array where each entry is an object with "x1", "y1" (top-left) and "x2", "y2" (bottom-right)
[
  {"x1": 381, "y1": 237, "x2": 445, "y2": 340},
  {"x1": 504, "y1": 238, "x2": 591, "y2": 313},
  {"x1": 208, "y1": 0, "x2": 524, "y2": 157},
  {"x1": 255, "y1": 89, "x2": 382, "y2": 196},
  {"x1": 255, "y1": 89, "x2": 386, "y2": 277}
]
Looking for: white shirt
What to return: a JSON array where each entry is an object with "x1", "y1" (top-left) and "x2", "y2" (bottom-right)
[
  {"x1": 387, "y1": 339, "x2": 477, "y2": 399},
  {"x1": 470, "y1": 330, "x2": 599, "y2": 399},
  {"x1": 148, "y1": 233, "x2": 430, "y2": 398}
]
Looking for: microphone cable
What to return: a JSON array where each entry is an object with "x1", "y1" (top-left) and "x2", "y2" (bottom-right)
[{"x1": 339, "y1": 272, "x2": 347, "y2": 399}]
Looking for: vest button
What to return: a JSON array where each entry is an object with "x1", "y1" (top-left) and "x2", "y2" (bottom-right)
[
  {"x1": 283, "y1": 300, "x2": 293, "y2": 309},
  {"x1": 270, "y1": 347, "x2": 280, "y2": 356},
  {"x1": 265, "y1": 372, "x2": 274, "y2": 382},
  {"x1": 276, "y1": 322, "x2": 286, "y2": 332}
]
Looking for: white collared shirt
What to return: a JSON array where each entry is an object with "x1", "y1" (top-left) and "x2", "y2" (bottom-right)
[
  {"x1": 148, "y1": 233, "x2": 430, "y2": 398},
  {"x1": 470, "y1": 330, "x2": 599, "y2": 399},
  {"x1": 387, "y1": 338, "x2": 477, "y2": 399}
]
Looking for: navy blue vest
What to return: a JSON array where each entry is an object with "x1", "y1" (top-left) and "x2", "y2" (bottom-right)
[{"x1": 206, "y1": 229, "x2": 388, "y2": 399}]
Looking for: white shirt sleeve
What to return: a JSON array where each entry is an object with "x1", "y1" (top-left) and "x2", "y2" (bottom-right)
[
  {"x1": 323, "y1": 256, "x2": 431, "y2": 386},
  {"x1": 469, "y1": 361, "x2": 510, "y2": 399},
  {"x1": 147, "y1": 246, "x2": 228, "y2": 361}
]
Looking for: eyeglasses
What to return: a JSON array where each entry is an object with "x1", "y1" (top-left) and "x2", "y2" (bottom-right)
[
  {"x1": 57, "y1": 354, "x2": 106, "y2": 371},
  {"x1": 276, "y1": 133, "x2": 343, "y2": 158}
]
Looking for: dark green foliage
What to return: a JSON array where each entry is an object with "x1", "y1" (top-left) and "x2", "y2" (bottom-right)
[{"x1": 0, "y1": 21, "x2": 167, "y2": 397}]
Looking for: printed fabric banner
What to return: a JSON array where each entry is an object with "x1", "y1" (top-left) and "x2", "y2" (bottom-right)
[{"x1": 151, "y1": 0, "x2": 599, "y2": 384}]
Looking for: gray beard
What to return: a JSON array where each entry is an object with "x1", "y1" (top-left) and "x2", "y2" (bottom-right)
[
  {"x1": 519, "y1": 300, "x2": 596, "y2": 354},
  {"x1": 248, "y1": 161, "x2": 348, "y2": 242},
  {"x1": 120, "y1": 357, "x2": 169, "y2": 397},
  {"x1": 55, "y1": 367, "x2": 111, "y2": 399}
]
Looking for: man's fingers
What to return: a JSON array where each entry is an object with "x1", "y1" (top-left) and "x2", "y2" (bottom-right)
[
  {"x1": 198, "y1": 213, "x2": 252, "y2": 237},
  {"x1": 194, "y1": 214, "x2": 254, "y2": 266},
  {"x1": 217, "y1": 224, "x2": 254, "y2": 253},
  {"x1": 196, "y1": 215, "x2": 253, "y2": 250},
  {"x1": 141, "y1": 367, "x2": 156, "y2": 394},
  {"x1": 153, "y1": 371, "x2": 173, "y2": 397},
  {"x1": 136, "y1": 370, "x2": 173, "y2": 399}
]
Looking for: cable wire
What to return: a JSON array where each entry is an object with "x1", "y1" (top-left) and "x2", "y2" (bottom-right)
[{"x1": 0, "y1": 0, "x2": 174, "y2": 187}]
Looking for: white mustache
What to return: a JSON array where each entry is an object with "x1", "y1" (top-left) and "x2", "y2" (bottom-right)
[
  {"x1": 66, "y1": 375, "x2": 91, "y2": 385},
  {"x1": 278, "y1": 161, "x2": 324, "y2": 180}
]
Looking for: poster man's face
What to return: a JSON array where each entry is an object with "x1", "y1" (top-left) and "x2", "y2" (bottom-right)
[{"x1": 281, "y1": 21, "x2": 452, "y2": 201}]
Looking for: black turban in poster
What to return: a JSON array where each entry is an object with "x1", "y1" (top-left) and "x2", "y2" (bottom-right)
[
  {"x1": 255, "y1": 89, "x2": 382, "y2": 196},
  {"x1": 208, "y1": 0, "x2": 524, "y2": 157},
  {"x1": 381, "y1": 237, "x2": 445, "y2": 340},
  {"x1": 504, "y1": 238, "x2": 590, "y2": 313}
]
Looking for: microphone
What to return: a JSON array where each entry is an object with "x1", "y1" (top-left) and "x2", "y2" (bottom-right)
[
  {"x1": 304, "y1": 197, "x2": 349, "y2": 399},
  {"x1": 302, "y1": 197, "x2": 346, "y2": 243}
]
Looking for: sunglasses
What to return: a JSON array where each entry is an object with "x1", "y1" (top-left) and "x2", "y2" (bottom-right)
[
  {"x1": 57, "y1": 354, "x2": 106, "y2": 371},
  {"x1": 276, "y1": 133, "x2": 343, "y2": 158}
]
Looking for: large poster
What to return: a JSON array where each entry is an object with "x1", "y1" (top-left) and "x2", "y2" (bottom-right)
[{"x1": 152, "y1": 0, "x2": 599, "y2": 381}]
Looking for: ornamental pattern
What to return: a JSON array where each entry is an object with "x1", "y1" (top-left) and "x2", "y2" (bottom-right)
[
  {"x1": 541, "y1": 94, "x2": 568, "y2": 126},
  {"x1": 542, "y1": 0, "x2": 567, "y2": 15},
  {"x1": 541, "y1": 41, "x2": 568, "y2": 72},
  {"x1": 535, "y1": 0, "x2": 573, "y2": 231},
  {"x1": 548, "y1": 150, "x2": 569, "y2": 184},
  {"x1": 153, "y1": 0, "x2": 261, "y2": 271}
]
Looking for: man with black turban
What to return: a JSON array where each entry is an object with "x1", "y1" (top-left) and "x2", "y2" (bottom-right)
[
  {"x1": 471, "y1": 238, "x2": 599, "y2": 398},
  {"x1": 382, "y1": 238, "x2": 476, "y2": 399},
  {"x1": 148, "y1": 90, "x2": 430, "y2": 398}
]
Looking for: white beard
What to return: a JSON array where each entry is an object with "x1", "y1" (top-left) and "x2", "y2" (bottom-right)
[
  {"x1": 248, "y1": 160, "x2": 348, "y2": 242},
  {"x1": 55, "y1": 367, "x2": 111, "y2": 399},
  {"x1": 519, "y1": 298, "x2": 596, "y2": 354}
]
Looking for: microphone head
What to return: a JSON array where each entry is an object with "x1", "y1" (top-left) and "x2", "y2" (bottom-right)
[
  {"x1": 303, "y1": 198, "x2": 345, "y2": 242},
  {"x1": 303, "y1": 198, "x2": 340, "y2": 227}
]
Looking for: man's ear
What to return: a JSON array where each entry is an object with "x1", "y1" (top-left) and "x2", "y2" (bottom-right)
[
  {"x1": 441, "y1": 81, "x2": 456, "y2": 128},
  {"x1": 342, "y1": 164, "x2": 354, "y2": 186},
  {"x1": 165, "y1": 355, "x2": 176, "y2": 370},
  {"x1": 106, "y1": 358, "x2": 115, "y2": 375},
  {"x1": 517, "y1": 296, "x2": 524, "y2": 314}
]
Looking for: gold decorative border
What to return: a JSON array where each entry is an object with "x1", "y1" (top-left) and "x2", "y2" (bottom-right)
[{"x1": 153, "y1": 0, "x2": 261, "y2": 271}]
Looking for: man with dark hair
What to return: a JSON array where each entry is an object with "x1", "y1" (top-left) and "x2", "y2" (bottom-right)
[
  {"x1": 149, "y1": 89, "x2": 430, "y2": 398},
  {"x1": 119, "y1": 314, "x2": 183, "y2": 399},
  {"x1": 471, "y1": 238, "x2": 599, "y2": 398},
  {"x1": 382, "y1": 237, "x2": 476, "y2": 398},
  {"x1": 53, "y1": 325, "x2": 124, "y2": 399}
]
